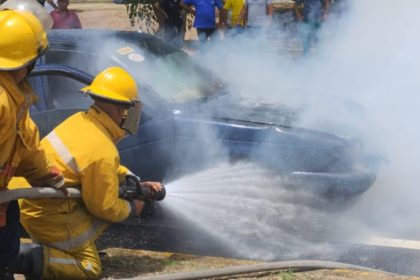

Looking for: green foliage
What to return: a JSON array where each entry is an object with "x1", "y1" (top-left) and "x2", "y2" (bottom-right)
[
  {"x1": 124, "y1": 0, "x2": 195, "y2": 34},
  {"x1": 162, "y1": 258, "x2": 193, "y2": 267},
  {"x1": 125, "y1": 0, "x2": 159, "y2": 33},
  {"x1": 278, "y1": 268, "x2": 295, "y2": 280}
]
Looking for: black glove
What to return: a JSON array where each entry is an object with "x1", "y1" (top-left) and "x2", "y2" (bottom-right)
[
  {"x1": 120, "y1": 174, "x2": 166, "y2": 201},
  {"x1": 126, "y1": 174, "x2": 141, "y2": 188},
  {"x1": 120, "y1": 174, "x2": 153, "y2": 201},
  {"x1": 119, "y1": 174, "x2": 141, "y2": 199}
]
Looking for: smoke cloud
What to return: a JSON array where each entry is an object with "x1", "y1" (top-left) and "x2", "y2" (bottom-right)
[
  {"x1": 192, "y1": 0, "x2": 420, "y2": 239},
  {"x1": 64, "y1": 0, "x2": 420, "y2": 266}
]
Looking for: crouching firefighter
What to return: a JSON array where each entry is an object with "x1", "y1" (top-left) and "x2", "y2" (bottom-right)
[
  {"x1": 15, "y1": 66, "x2": 163, "y2": 279},
  {"x1": 0, "y1": 3, "x2": 67, "y2": 280}
]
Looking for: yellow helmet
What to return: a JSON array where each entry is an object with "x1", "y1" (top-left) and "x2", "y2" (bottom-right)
[
  {"x1": 0, "y1": 0, "x2": 51, "y2": 70},
  {"x1": 82, "y1": 67, "x2": 142, "y2": 135},
  {"x1": 80, "y1": 67, "x2": 139, "y2": 105},
  {"x1": 2, "y1": 0, "x2": 53, "y2": 32}
]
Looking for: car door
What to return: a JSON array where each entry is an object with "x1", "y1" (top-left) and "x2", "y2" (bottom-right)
[{"x1": 30, "y1": 46, "x2": 175, "y2": 182}]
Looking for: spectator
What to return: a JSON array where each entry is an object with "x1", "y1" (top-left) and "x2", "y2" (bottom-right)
[
  {"x1": 50, "y1": 0, "x2": 82, "y2": 29},
  {"x1": 154, "y1": 0, "x2": 185, "y2": 47},
  {"x1": 237, "y1": 0, "x2": 273, "y2": 31},
  {"x1": 181, "y1": 0, "x2": 223, "y2": 44},
  {"x1": 220, "y1": 0, "x2": 245, "y2": 36},
  {"x1": 295, "y1": 0, "x2": 329, "y2": 23},
  {"x1": 294, "y1": 0, "x2": 330, "y2": 53}
]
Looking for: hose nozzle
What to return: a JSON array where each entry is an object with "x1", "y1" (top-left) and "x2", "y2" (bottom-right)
[
  {"x1": 120, "y1": 175, "x2": 166, "y2": 202},
  {"x1": 138, "y1": 184, "x2": 166, "y2": 201},
  {"x1": 153, "y1": 185, "x2": 166, "y2": 201}
]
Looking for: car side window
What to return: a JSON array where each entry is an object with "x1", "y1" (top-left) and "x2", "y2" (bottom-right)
[
  {"x1": 28, "y1": 74, "x2": 92, "y2": 137},
  {"x1": 28, "y1": 76, "x2": 47, "y2": 112},
  {"x1": 42, "y1": 47, "x2": 158, "y2": 124},
  {"x1": 43, "y1": 49, "x2": 98, "y2": 110},
  {"x1": 46, "y1": 75, "x2": 92, "y2": 110},
  {"x1": 46, "y1": 49, "x2": 101, "y2": 75}
]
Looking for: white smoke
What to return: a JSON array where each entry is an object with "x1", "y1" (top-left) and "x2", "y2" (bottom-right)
[
  {"x1": 190, "y1": 0, "x2": 420, "y2": 240},
  {"x1": 74, "y1": 0, "x2": 420, "y2": 262},
  {"x1": 314, "y1": 0, "x2": 420, "y2": 237}
]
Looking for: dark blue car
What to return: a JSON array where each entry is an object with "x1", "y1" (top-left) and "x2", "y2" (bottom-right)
[
  {"x1": 29, "y1": 29, "x2": 376, "y2": 204},
  {"x1": 26, "y1": 29, "x2": 380, "y2": 253}
]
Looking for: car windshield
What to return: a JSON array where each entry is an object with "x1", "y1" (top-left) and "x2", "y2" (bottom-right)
[
  {"x1": 47, "y1": 31, "x2": 225, "y2": 106},
  {"x1": 123, "y1": 49, "x2": 225, "y2": 105},
  {"x1": 99, "y1": 33, "x2": 225, "y2": 105}
]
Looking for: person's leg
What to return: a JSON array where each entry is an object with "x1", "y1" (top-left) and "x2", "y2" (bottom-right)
[
  {"x1": 164, "y1": 23, "x2": 177, "y2": 44},
  {"x1": 12, "y1": 242, "x2": 43, "y2": 280},
  {"x1": 196, "y1": 28, "x2": 208, "y2": 44},
  {"x1": 232, "y1": 26, "x2": 245, "y2": 37},
  {"x1": 297, "y1": 22, "x2": 310, "y2": 54},
  {"x1": 307, "y1": 22, "x2": 320, "y2": 51},
  {"x1": 0, "y1": 201, "x2": 20, "y2": 280},
  {"x1": 166, "y1": 24, "x2": 184, "y2": 48},
  {"x1": 205, "y1": 28, "x2": 216, "y2": 41},
  {"x1": 42, "y1": 242, "x2": 102, "y2": 279},
  {"x1": 174, "y1": 24, "x2": 184, "y2": 47},
  {"x1": 299, "y1": 22, "x2": 319, "y2": 54}
]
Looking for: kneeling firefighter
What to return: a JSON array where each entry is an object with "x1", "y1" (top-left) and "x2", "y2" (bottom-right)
[
  {"x1": 15, "y1": 66, "x2": 164, "y2": 279},
  {"x1": 0, "y1": 1, "x2": 67, "y2": 279}
]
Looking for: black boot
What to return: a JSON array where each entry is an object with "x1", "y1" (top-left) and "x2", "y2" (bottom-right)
[
  {"x1": 11, "y1": 243, "x2": 43, "y2": 280},
  {"x1": 0, "y1": 266, "x2": 14, "y2": 280}
]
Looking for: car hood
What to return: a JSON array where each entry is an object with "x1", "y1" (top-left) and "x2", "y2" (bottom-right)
[
  {"x1": 190, "y1": 94, "x2": 301, "y2": 128},
  {"x1": 188, "y1": 93, "x2": 366, "y2": 141}
]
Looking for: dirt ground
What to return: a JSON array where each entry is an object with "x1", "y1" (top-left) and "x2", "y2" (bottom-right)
[
  {"x1": 99, "y1": 248, "x2": 420, "y2": 280},
  {"x1": 71, "y1": 3, "x2": 134, "y2": 31},
  {"x1": 35, "y1": 4, "x2": 420, "y2": 280}
]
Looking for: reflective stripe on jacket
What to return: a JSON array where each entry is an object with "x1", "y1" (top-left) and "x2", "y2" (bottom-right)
[
  {"x1": 0, "y1": 72, "x2": 59, "y2": 227},
  {"x1": 20, "y1": 106, "x2": 132, "y2": 252}
]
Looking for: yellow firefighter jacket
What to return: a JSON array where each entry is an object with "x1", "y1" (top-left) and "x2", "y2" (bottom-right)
[
  {"x1": 20, "y1": 106, "x2": 133, "y2": 252},
  {"x1": 0, "y1": 72, "x2": 61, "y2": 226}
]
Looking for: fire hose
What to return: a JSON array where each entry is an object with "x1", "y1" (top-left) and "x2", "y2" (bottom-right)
[
  {"x1": 129, "y1": 260, "x2": 394, "y2": 280},
  {"x1": 0, "y1": 182, "x2": 166, "y2": 204},
  {"x1": 0, "y1": 187, "x2": 81, "y2": 203}
]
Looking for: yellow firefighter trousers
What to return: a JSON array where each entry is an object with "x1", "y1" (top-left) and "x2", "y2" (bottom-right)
[{"x1": 42, "y1": 242, "x2": 102, "y2": 280}]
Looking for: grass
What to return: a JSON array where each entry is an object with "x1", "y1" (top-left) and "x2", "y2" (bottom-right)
[{"x1": 278, "y1": 268, "x2": 296, "y2": 280}]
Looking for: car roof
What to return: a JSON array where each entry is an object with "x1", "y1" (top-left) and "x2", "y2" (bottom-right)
[
  {"x1": 49, "y1": 29, "x2": 149, "y2": 44},
  {"x1": 47, "y1": 29, "x2": 179, "y2": 55}
]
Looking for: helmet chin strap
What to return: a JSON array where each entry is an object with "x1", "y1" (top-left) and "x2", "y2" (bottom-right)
[{"x1": 26, "y1": 61, "x2": 36, "y2": 75}]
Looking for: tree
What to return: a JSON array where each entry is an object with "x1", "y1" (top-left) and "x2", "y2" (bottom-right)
[
  {"x1": 125, "y1": 0, "x2": 160, "y2": 34},
  {"x1": 124, "y1": 0, "x2": 194, "y2": 36}
]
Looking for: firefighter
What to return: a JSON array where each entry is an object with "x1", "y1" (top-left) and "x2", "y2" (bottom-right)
[
  {"x1": 17, "y1": 66, "x2": 162, "y2": 279},
  {"x1": 0, "y1": 6, "x2": 68, "y2": 280}
]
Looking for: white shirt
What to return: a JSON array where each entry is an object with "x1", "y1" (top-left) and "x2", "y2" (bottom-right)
[{"x1": 246, "y1": 0, "x2": 271, "y2": 27}]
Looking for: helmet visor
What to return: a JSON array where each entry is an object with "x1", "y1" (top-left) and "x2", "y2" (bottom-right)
[{"x1": 121, "y1": 101, "x2": 142, "y2": 135}]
